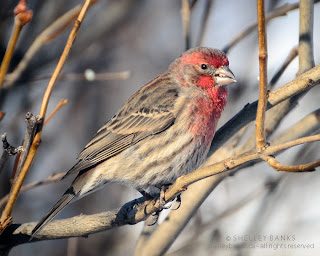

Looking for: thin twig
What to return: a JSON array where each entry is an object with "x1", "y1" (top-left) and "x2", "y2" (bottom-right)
[
  {"x1": 256, "y1": 0, "x2": 268, "y2": 149},
  {"x1": 0, "y1": 0, "x2": 32, "y2": 90},
  {"x1": 222, "y1": 1, "x2": 320, "y2": 54},
  {"x1": 0, "y1": 0, "x2": 94, "y2": 232},
  {"x1": 260, "y1": 155, "x2": 320, "y2": 172},
  {"x1": 0, "y1": 172, "x2": 65, "y2": 208},
  {"x1": 2, "y1": 4, "x2": 82, "y2": 89},
  {"x1": 43, "y1": 99, "x2": 68, "y2": 126}
]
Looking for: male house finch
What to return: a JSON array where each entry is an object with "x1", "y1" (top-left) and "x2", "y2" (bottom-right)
[{"x1": 31, "y1": 47, "x2": 236, "y2": 237}]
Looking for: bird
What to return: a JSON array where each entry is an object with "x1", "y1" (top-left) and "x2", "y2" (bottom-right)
[{"x1": 31, "y1": 47, "x2": 236, "y2": 238}]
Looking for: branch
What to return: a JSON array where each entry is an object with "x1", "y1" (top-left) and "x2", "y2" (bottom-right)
[
  {"x1": 269, "y1": 46, "x2": 298, "y2": 89},
  {"x1": 260, "y1": 155, "x2": 320, "y2": 172},
  {"x1": 181, "y1": 0, "x2": 191, "y2": 50},
  {"x1": 0, "y1": 172, "x2": 66, "y2": 208},
  {"x1": 11, "y1": 113, "x2": 42, "y2": 185},
  {"x1": 0, "y1": 134, "x2": 23, "y2": 176},
  {"x1": 2, "y1": 4, "x2": 82, "y2": 89},
  {"x1": 298, "y1": 0, "x2": 315, "y2": 75},
  {"x1": 196, "y1": 0, "x2": 213, "y2": 46},
  {"x1": 256, "y1": 0, "x2": 268, "y2": 149},
  {"x1": 43, "y1": 99, "x2": 68, "y2": 126},
  {"x1": 0, "y1": 0, "x2": 32, "y2": 90}
]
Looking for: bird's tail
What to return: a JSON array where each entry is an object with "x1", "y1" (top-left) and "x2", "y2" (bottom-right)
[{"x1": 30, "y1": 188, "x2": 76, "y2": 240}]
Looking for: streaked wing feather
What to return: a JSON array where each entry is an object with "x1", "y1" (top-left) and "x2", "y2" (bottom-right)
[
  {"x1": 62, "y1": 76, "x2": 180, "y2": 178},
  {"x1": 64, "y1": 110, "x2": 175, "y2": 178}
]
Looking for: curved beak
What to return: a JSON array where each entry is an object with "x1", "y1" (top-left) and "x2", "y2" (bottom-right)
[{"x1": 214, "y1": 66, "x2": 236, "y2": 86}]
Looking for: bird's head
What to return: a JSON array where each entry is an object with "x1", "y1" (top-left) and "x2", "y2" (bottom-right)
[{"x1": 171, "y1": 47, "x2": 236, "y2": 90}]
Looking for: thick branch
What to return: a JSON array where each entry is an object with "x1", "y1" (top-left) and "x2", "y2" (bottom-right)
[{"x1": 1, "y1": 135, "x2": 319, "y2": 249}]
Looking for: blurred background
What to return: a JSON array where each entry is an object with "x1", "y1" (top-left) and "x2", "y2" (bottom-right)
[{"x1": 0, "y1": 0, "x2": 319, "y2": 255}]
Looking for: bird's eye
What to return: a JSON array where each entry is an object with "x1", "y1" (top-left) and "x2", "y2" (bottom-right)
[{"x1": 201, "y1": 64, "x2": 208, "y2": 70}]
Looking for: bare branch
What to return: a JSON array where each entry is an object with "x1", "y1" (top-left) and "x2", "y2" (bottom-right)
[
  {"x1": 2, "y1": 4, "x2": 82, "y2": 89},
  {"x1": 43, "y1": 100, "x2": 68, "y2": 126},
  {"x1": 298, "y1": 0, "x2": 315, "y2": 75},
  {"x1": 0, "y1": 0, "x2": 32, "y2": 90},
  {"x1": 261, "y1": 155, "x2": 320, "y2": 172},
  {"x1": 256, "y1": 0, "x2": 268, "y2": 149},
  {"x1": 0, "y1": 134, "x2": 23, "y2": 176},
  {"x1": 0, "y1": 172, "x2": 66, "y2": 208}
]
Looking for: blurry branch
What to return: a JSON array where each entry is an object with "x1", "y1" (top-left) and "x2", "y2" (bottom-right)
[
  {"x1": 67, "y1": 238, "x2": 79, "y2": 256},
  {"x1": 269, "y1": 46, "x2": 298, "y2": 89},
  {"x1": 298, "y1": 0, "x2": 314, "y2": 75},
  {"x1": 134, "y1": 222, "x2": 158, "y2": 256},
  {"x1": 222, "y1": 0, "x2": 320, "y2": 54},
  {"x1": 197, "y1": 0, "x2": 214, "y2": 46},
  {"x1": 181, "y1": 0, "x2": 191, "y2": 50},
  {"x1": 43, "y1": 99, "x2": 68, "y2": 126},
  {"x1": 0, "y1": 113, "x2": 5, "y2": 122},
  {"x1": 256, "y1": 0, "x2": 268, "y2": 149},
  {"x1": 271, "y1": 108, "x2": 320, "y2": 145},
  {"x1": 0, "y1": 172, "x2": 66, "y2": 209},
  {"x1": 190, "y1": 0, "x2": 199, "y2": 9},
  {"x1": 0, "y1": 0, "x2": 94, "y2": 234},
  {"x1": 20, "y1": 70, "x2": 130, "y2": 83},
  {"x1": 0, "y1": 134, "x2": 23, "y2": 176},
  {"x1": 0, "y1": 0, "x2": 32, "y2": 90},
  {"x1": 166, "y1": 176, "x2": 284, "y2": 256},
  {"x1": 59, "y1": 70, "x2": 130, "y2": 82},
  {"x1": 3, "y1": 4, "x2": 82, "y2": 89}
]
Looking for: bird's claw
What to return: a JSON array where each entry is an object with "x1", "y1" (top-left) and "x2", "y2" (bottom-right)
[{"x1": 171, "y1": 194, "x2": 182, "y2": 210}]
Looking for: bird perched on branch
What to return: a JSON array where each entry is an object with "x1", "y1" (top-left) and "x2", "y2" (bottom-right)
[{"x1": 31, "y1": 47, "x2": 236, "y2": 238}]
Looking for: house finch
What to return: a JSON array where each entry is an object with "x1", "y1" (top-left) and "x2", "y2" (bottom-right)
[{"x1": 31, "y1": 47, "x2": 236, "y2": 237}]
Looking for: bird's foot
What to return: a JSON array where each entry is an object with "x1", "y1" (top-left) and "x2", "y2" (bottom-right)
[{"x1": 171, "y1": 194, "x2": 182, "y2": 210}]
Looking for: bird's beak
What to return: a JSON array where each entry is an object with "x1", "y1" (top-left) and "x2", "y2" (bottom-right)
[{"x1": 214, "y1": 66, "x2": 236, "y2": 86}]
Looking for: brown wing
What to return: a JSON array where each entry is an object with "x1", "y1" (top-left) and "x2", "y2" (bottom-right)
[{"x1": 63, "y1": 77, "x2": 179, "y2": 178}]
